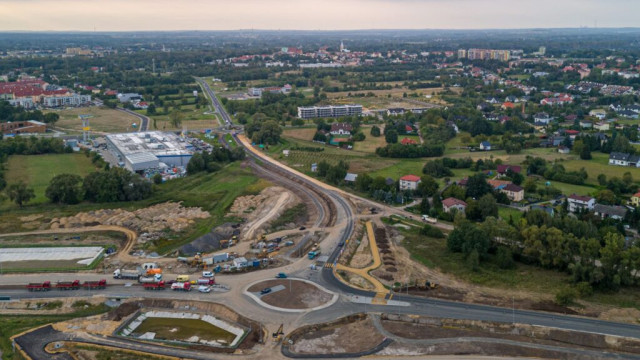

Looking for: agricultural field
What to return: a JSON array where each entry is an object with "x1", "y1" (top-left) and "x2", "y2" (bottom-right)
[
  {"x1": 325, "y1": 95, "x2": 445, "y2": 110},
  {"x1": 48, "y1": 107, "x2": 138, "y2": 134},
  {"x1": 282, "y1": 127, "x2": 317, "y2": 142},
  {"x1": 5, "y1": 153, "x2": 97, "y2": 205}
]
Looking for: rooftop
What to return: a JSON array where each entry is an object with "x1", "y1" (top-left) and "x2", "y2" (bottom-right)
[{"x1": 105, "y1": 131, "x2": 193, "y2": 157}]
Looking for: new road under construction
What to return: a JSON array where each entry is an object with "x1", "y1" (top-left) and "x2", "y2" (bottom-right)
[{"x1": 4, "y1": 80, "x2": 640, "y2": 360}]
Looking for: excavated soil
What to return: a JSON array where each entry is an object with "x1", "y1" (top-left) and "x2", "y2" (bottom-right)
[{"x1": 290, "y1": 316, "x2": 384, "y2": 354}]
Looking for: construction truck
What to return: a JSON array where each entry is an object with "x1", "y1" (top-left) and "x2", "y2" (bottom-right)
[
  {"x1": 56, "y1": 280, "x2": 80, "y2": 290},
  {"x1": 27, "y1": 281, "x2": 51, "y2": 292},
  {"x1": 113, "y1": 268, "x2": 141, "y2": 280},
  {"x1": 197, "y1": 277, "x2": 215, "y2": 286},
  {"x1": 139, "y1": 274, "x2": 163, "y2": 283},
  {"x1": 83, "y1": 279, "x2": 107, "y2": 290},
  {"x1": 171, "y1": 282, "x2": 191, "y2": 291},
  {"x1": 146, "y1": 268, "x2": 162, "y2": 276},
  {"x1": 143, "y1": 281, "x2": 166, "y2": 290}
]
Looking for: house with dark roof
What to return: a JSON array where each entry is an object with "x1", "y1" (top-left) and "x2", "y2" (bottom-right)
[
  {"x1": 501, "y1": 183, "x2": 524, "y2": 202},
  {"x1": 533, "y1": 112, "x2": 553, "y2": 125},
  {"x1": 330, "y1": 123, "x2": 353, "y2": 135},
  {"x1": 387, "y1": 108, "x2": 405, "y2": 116},
  {"x1": 497, "y1": 165, "x2": 522, "y2": 175},
  {"x1": 608, "y1": 152, "x2": 640, "y2": 167},
  {"x1": 443, "y1": 197, "x2": 467, "y2": 214},
  {"x1": 594, "y1": 204, "x2": 628, "y2": 220},
  {"x1": 479, "y1": 141, "x2": 491, "y2": 151}
]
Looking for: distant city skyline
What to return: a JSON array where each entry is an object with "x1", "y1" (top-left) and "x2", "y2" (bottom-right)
[{"x1": 0, "y1": 0, "x2": 639, "y2": 32}]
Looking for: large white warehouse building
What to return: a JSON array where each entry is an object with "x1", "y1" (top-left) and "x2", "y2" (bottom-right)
[{"x1": 105, "y1": 131, "x2": 194, "y2": 172}]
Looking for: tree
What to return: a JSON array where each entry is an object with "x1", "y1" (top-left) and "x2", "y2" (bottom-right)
[
  {"x1": 597, "y1": 174, "x2": 607, "y2": 186},
  {"x1": 5, "y1": 181, "x2": 35, "y2": 207},
  {"x1": 478, "y1": 193, "x2": 499, "y2": 219},
  {"x1": 417, "y1": 175, "x2": 439, "y2": 196},
  {"x1": 169, "y1": 109, "x2": 184, "y2": 129},
  {"x1": 442, "y1": 184, "x2": 466, "y2": 200},
  {"x1": 385, "y1": 129, "x2": 398, "y2": 144},
  {"x1": 465, "y1": 173, "x2": 492, "y2": 199},
  {"x1": 523, "y1": 177, "x2": 537, "y2": 193},
  {"x1": 43, "y1": 112, "x2": 59, "y2": 124},
  {"x1": 147, "y1": 103, "x2": 157, "y2": 116},
  {"x1": 596, "y1": 189, "x2": 616, "y2": 205},
  {"x1": 152, "y1": 173, "x2": 163, "y2": 185},
  {"x1": 45, "y1": 174, "x2": 83, "y2": 204},
  {"x1": 580, "y1": 144, "x2": 592, "y2": 160},
  {"x1": 419, "y1": 196, "x2": 431, "y2": 214},
  {"x1": 370, "y1": 125, "x2": 381, "y2": 137},
  {"x1": 423, "y1": 159, "x2": 453, "y2": 178}
]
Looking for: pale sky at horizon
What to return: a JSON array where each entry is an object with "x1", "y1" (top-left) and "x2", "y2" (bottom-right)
[{"x1": 0, "y1": 0, "x2": 638, "y2": 32}]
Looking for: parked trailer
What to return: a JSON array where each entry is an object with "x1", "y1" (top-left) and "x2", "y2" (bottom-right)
[
  {"x1": 56, "y1": 280, "x2": 80, "y2": 290},
  {"x1": 143, "y1": 281, "x2": 166, "y2": 290},
  {"x1": 27, "y1": 281, "x2": 51, "y2": 292},
  {"x1": 113, "y1": 269, "x2": 141, "y2": 280},
  {"x1": 83, "y1": 280, "x2": 107, "y2": 290},
  {"x1": 171, "y1": 282, "x2": 191, "y2": 291}
]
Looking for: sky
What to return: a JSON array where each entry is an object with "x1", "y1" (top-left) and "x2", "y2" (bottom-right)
[{"x1": 0, "y1": 0, "x2": 638, "y2": 31}]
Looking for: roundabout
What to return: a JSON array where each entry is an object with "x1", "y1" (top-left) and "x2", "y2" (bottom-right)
[{"x1": 244, "y1": 277, "x2": 338, "y2": 313}]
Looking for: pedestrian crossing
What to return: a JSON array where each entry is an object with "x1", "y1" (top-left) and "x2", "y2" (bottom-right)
[{"x1": 324, "y1": 262, "x2": 335, "y2": 268}]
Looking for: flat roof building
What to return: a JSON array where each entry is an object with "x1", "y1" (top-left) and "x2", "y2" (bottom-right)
[{"x1": 105, "y1": 131, "x2": 193, "y2": 172}]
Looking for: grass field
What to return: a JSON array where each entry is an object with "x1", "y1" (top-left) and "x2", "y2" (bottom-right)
[
  {"x1": 282, "y1": 127, "x2": 317, "y2": 142},
  {"x1": 49, "y1": 107, "x2": 139, "y2": 134},
  {"x1": 563, "y1": 152, "x2": 640, "y2": 187},
  {"x1": 353, "y1": 126, "x2": 388, "y2": 153},
  {"x1": 5, "y1": 153, "x2": 97, "y2": 204},
  {"x1": 134, "y1": 317, "x2": 236, "y2": 344},
  {"x1": 498, "y1": 206, "x2": 524, "y2": 222}
]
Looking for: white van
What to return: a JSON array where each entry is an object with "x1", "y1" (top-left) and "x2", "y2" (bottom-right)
[{"x1": 202, "y1": 271, "x2": 214, "y2": 278}]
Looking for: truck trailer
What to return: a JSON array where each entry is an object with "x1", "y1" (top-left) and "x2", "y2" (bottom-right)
[
  {"x1": 112, "y1": 268, "x2": 141, "y2": 280},
  {"x1": 83, "y1": 279, "x2": 107, "y2": 290},
  {"x1": 171, "y1": 282, "x2": 191, "y2": 291},
  {"x1": 27, "y1": 281, "x2": 51, "y2": 292},
  {"x1": 56, "y1": 280, "x2": 80, "y2": 290},
  {"x1": 143, "y1": 281, "x2": 166, "y2": 290}
]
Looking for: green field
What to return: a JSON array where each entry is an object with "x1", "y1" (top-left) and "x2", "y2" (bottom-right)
[
  {"x1": 5, "y1": 153, "x2": 96, "y2": 204},
  {"x1": 134, "y1": 317, "x2": 237, "y2": 344},
  {"x1": 498, "y1": 206, "x2": 524, "y2": 222}
]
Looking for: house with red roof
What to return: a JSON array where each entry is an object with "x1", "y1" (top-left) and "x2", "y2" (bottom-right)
[
  {"x1": 443, "y1": 197, "x2": 467, "y2": 213},
  {"x1": 399, "y1": 175, "x2": 421, "y2": 191},
  {"x1": 401, "y1": 137, "x2": 417, "y2": 145},
  {"x1": 496, "y1": 165, "x2": 521, "y2": 175}
]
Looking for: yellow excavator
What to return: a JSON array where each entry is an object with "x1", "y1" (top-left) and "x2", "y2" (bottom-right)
[{"x1": 272, "y1": 324, "x2": 285, "y2": 342}]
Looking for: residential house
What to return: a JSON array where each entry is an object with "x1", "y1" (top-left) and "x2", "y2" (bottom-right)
[
  {"x1": 501, "y1": 184, "x2": 524, "y2": 202},
  {"x1": 401, "y1": 137, "x2": 417, "y2": 145},
  {"x1": 594, "y1": 204, "x2": 628, "y2": 220},
  {"x1": 579, "y1": 120, "x2": 593, "y2": 129},
  {"x1": 479, "y1": 141, "x2": 491, "y2": 151},
  {"x1": 399, "y1": 175, "x2": 421, "y2": 191},
  {"x1": 443, "y1": 197, "x2": 467, "y2": 214},
  {"x1": 387, "y1": 108, "x2": 405, "y2": 116},
  {"x1": 496, "y1": 165, "x2": 521, "y2": 176},
  {"x1": 330, "y1": 123, "x2": 353, "y2": 135},
  {"x1": 568, "y1": 194, "x2": 595, "y2": 213},
  {"x1": 618, "y1": 110, "x2": 639, "y2": 119},
  {"x1": 533, "y1": 112, "x2": 553, "y2": 125},
  {"x1": 558, "y1": 146, "x2": 570, "y2": 154},
  {"x1": 608, "y1": 152, "x2": 640, "y2": 167},
  {"x1": 501, "y1": 102, "x2": 515, "y2": 110},
  {"x1": 588, "y1": 109, "x2": 607, "y2": 120},
  {"x1": 404, "y1": 125, "x2": 414, "y2": 134},
  {"x1": 631, "y1": 192, "x2": 640, "y2": 207},
  {"x1": 594, "y1": 122, "x2": 610, "y2": 131},
  {"x1": 484, "y1": 113, "x2": 499, "y2": 121}
]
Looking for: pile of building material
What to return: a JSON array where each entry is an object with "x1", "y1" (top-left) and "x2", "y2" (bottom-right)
[{"x1": 50, "y1": 202, "x2": 209, "y2": 234}]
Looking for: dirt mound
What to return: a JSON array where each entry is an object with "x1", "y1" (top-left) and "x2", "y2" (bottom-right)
[
  {"x1": 180, "y1": 223, "x2": 236, "y2": 256},
  {"x1": 51, "y1": 202, "x2": 209, "y2": 241},
  {"x1": 107, "y1": 302, "x2": 141, "y2": 321}
]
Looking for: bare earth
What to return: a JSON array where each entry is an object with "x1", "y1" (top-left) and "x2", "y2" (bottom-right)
[
  {"x1": 247, "y1": 279, "x2": 332, "y2": 309},
  {"x1": 291, "y1": 316, "x2": 384, "y2": 354}
]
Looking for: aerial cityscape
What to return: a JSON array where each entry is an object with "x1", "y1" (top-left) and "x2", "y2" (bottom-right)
[{"x1": 2, "y1": 1, "x2": 640, "y2": 360}]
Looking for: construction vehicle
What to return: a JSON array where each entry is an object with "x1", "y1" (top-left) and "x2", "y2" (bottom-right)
[
  {"x1": 83, "y1": 279, "x2": 107, "y2": 290},
  {"x1": 146, "y1": 268, "x2": 162, "y2": 276},
  {"x1": 275, "y1": 273, "x2": 287, "y2": 279},
  {"x1": 308, "y1": 244, "x2": 321, "y2": 260},
  {"x1": 143, "y1": 281, "x2": 166, "y2": 290},
  {"x1": 171, "y1": 282, "x2": 191, "y2": 291},
  {"x1": 176, "y1": 275, "x2": 190, "y2": 282},
  {"x1": 139, "y1": 274, "x2": 163, "y2": 283},
  {"x1": 113, "y1": 268, "x2": 141, "y2": 280},
  {"x1": 27, "y1": 281, "x2": 51, "y2": 292},
  {"x1": 197, "y1": 277, "x2": 215, "y2": 286},
  {"x1": 56, "y1": 280, "x2": 80, "y2": 290},
  {"x1": 272, "y1": 324, "x2": 285, "y2": 342}
]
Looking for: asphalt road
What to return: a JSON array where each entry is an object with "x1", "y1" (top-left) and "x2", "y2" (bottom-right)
[{"x1": 116, "y1": 108, "x2": 149, "y2": 132}]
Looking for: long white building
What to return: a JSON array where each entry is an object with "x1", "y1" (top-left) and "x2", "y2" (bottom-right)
[
  {"x1": 297, "y1": 104, "x2": 362, "y2": 119},
  {"x1": 105, "y1": 131, "x2": 193, "y2": 172}
]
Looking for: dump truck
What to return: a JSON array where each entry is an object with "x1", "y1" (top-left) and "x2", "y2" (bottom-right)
[
  {"x1": 143, "y1": 281, "x2": 166, "y2": 290},
  {"x1": 56, "y1": 280, "x2": 80, "y2": 290},
  {"x1": 139, "y1": 274, "x2": 163, "y2": 283},
  {"x1": 112, "y1": 268, "x2": 141, "y2": 280},
  {"x1": 171, "y1": 282, "x2": 191, "y2": 292},
  {"x1": 197, "y1": 277, "x2": 215, "y2": 286},
  {"x1": 83, "y1": 279, "x2": 107, "y2": 290},
  {"x1": 27, "y1": 281, "x2": 51, "y2": 292}
]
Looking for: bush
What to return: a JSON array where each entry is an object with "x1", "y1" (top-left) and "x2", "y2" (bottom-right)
[
  {"x1": 420, "y1": 224, "x2": 445, "y2": 238},
  {"x1": 555, "y1": 287, "x2": 578, "y2": 306},
  {"x1": 495, "y1": 247, "x2": 516, "y2": 269},
  {"x1": 575, "y1": 282, "x2": 593, "y2": 298}
]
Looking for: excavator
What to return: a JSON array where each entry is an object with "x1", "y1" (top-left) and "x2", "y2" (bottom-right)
[{"x1": 272, "y1": 324, "x2": 285, "y2": 342}]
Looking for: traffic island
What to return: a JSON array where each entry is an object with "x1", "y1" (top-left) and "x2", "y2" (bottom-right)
[{"x1": 245, "y1": 278, "x2": 338, "y2": 312}]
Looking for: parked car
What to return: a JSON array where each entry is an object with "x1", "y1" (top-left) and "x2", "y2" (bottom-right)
[
  {"x1": 202, "y1": 271, "x2": 214, "y2": 278},
  {"x1": 198, "y1": 285, "x2": 211, "y2": 293},
  {"x1": 299, "y1": 226, "x2": 306, "y2": 230},
  {"x1": 260, "y1": 287, "x2": 272, "y2": 295}
]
